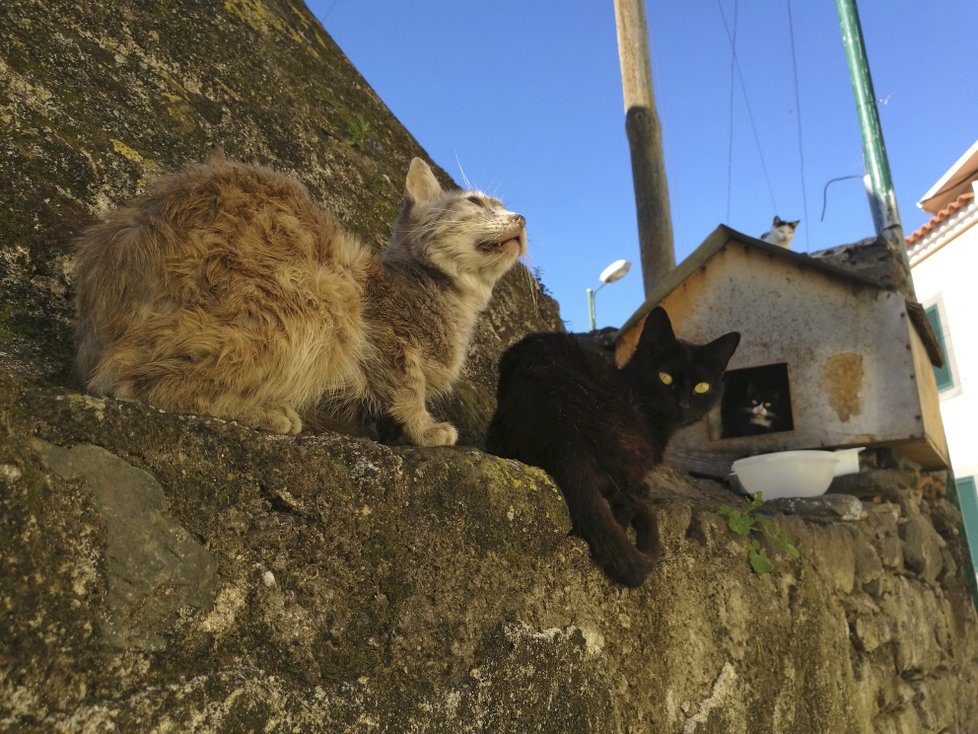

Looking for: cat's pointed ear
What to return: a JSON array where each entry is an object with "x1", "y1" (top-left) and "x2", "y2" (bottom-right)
[
  {"x1": 637, "y1": 307, "x2": 675, "y2": 350},
  {"x1": 773, "y1": 215, "x2": 783, "y2": 226},
  {"x1": 789, "y1": 219, "x2": 800, "y2": 228},
  {"x1": 404, "y1": 158, "x2": 443, "y2": 206},
  {"x1": 704, "y1": 331, "x2": 741, "y2": 369}
]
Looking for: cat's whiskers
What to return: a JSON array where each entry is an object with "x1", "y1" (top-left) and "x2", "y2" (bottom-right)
[
  {"x1": 518, "y1": 260, "x2": 540, "y2": 314},
  {"x1": 453, "y1": 151, "x2": 473, "y2": 191}
]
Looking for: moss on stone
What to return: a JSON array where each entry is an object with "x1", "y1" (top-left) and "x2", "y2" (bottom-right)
[{"x1": 2, "y1": 1, "x2": 978, "y2": 731}]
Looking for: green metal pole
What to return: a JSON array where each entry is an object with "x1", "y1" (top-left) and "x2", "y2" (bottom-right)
[
  {"x1": 837, "y1": 1, "x2": 974, "y2": 607},
  {"x1": 835, "y1": 0, "x2": 914, "y2": 295}
]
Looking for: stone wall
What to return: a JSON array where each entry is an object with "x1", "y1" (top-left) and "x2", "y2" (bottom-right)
[
  {"x1": 2, "y1": 2, "x2": 978, "y2": 732},
  {"x1": 4, "y1": 374, "x2": 977, "y2": 732}
]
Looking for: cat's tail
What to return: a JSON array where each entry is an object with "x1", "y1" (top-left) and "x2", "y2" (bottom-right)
[{"x1": 73, "y1": 205, "x2": 173, "y2": 389}]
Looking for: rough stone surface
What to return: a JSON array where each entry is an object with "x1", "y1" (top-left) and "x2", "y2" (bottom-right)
[
  {"x1": 810, "y1": 236, "x2": 908, "y2": 292},
  {"x1": 6, "y1": 376, "x2": 976, "y2": 733},
  {"x1": 3, "y1": 2, "x2": 978, "y2": 733},
  {"x1": 33, "y1": 439, "x2": 220, "y2": 650}
]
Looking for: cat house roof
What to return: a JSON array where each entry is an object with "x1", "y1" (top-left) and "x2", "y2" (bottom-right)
[
  {"x1": 622, "y1": 225, "x2": 886, "y2": 331},
  {"x1": 618, "y1": 224, "x2": 942, "y2": 368}
]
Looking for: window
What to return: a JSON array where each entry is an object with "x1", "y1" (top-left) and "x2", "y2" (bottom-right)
[
  {"x1": 954, "y1": 476, "x2": 978, "y2": 575},
  {"x1": 925, "y1": 301, "x2": 956, "y2": 392},
  {"x1": 719, "y1": 363, "x2": 794, "y2": 439}
]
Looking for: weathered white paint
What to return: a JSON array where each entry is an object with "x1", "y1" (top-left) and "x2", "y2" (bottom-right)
[{"x1": 909, "y1": 182, "x2": 978, "y2": 481}]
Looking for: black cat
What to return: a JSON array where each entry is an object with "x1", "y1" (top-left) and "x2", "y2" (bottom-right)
[
  {"x1": 732, "y1": 386, "x2": 785, "y2": 436},
  {"x1": 486, "y1": 307, "x2": 740, "y2": 587},
  {"x1": 720, "y1": 369, "x2": 793, "y2": 438}
]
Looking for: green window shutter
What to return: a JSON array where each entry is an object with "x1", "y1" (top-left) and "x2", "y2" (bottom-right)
[
  {"x1": 925, "y1": 304, "x2": 954, "y2": 391},
  {"x1": 955, "y1": 476, "x2": 978, "y2": 573}
]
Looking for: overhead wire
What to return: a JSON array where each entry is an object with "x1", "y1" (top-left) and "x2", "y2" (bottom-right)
[
  {"x1": 820, "y1": 175, "x2": 864, "y2": 221},
  {"x1": 715, "y1": 0, "x2": 779, "y2": 215},
  {"x1": 785, "y1": 0, "x2": 810, "y2": 250},
  {"x1": 725, "y1": 0, "x2": 739, "y2": 223}
]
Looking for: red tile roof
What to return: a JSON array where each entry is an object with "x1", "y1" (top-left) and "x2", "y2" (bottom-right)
[{"x1": 905, "y1": 191, "x2": 975, "y2": 247}]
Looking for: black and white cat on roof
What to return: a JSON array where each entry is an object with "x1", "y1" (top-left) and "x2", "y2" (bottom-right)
[{"x1": 759, "y1": 216, "x2": 800, "y2": 249}]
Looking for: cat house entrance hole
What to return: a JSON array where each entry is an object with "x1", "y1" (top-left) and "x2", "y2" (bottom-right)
[{"x1": 720, "y1": 363, "x2": 794, "y2": 438}]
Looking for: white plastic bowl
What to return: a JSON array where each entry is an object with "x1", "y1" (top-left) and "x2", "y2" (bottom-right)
[
  {"x1": 731, "y1": 450, "x2": 839, "y2": 500},
  {"x1": 833, "y1": 447, "x2": 865, "y2": 477}
]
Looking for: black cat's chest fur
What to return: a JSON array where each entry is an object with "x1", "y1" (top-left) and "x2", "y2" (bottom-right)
[{"x1": 487, "y1": 308, "x2": 740, "y2": 587}]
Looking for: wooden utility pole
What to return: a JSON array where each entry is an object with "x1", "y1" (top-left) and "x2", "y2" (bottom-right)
[{"x1": 613, "y1": 0, "x2": 675, "y2": 297}]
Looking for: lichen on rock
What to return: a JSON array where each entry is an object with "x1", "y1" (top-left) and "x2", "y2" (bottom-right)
[{"x1": 2, "y1": 1, "x2": 978, "y2": 732}]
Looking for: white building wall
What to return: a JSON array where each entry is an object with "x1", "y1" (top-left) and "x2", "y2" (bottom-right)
[{"x1": 910, "y1": 202, "x2": 978, "y2": 479}]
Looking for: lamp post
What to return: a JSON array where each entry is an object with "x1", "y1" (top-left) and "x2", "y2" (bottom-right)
[{"x1": 586, "y1": 259, "x2": 632, "y2": 331}]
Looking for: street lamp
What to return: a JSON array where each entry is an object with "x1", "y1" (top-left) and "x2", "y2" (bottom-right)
[{"x1": 586, "y1": 259, "x2": 632, "y2": 331}]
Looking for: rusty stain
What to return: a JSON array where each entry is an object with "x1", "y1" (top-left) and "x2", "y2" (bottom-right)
[{"x1": 821, "y1": 353, "x2": 864, "y2": 422}]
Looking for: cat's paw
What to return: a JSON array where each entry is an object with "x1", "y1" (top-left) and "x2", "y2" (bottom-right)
[
  {"x1": 603, "y1": 548, "x2": 656, "y2": 588},
  {"x1": 243, "y1": 404, "x2": 303, "y2": 435},
  {"x1": 412, "y1": 421, "x2": 459, "y2": 447}
]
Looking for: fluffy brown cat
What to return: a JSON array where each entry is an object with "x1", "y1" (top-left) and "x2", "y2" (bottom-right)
[{"x1": 73, "y1": 155, "x2": 526, "y2": 446}]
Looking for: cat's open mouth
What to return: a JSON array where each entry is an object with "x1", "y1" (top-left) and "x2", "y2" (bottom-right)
[{"x1": 477, "y1": 237, "x2": 523, "y2": 255}]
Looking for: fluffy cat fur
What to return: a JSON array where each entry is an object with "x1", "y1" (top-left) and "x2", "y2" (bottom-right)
[
  {"x1": 74, "y1": 155, "x2": 526, "y2": 446},
  {"x1": 759, "y1": 215, "x2": 799, "y2": 249},
  {"x1": 486, "y1": 308, "x2": 740, "y2": 587}
]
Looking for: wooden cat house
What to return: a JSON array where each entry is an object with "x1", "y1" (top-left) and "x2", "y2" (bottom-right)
[{"x1": 616, "y1": 226, "x2": 949, "y2": 477}]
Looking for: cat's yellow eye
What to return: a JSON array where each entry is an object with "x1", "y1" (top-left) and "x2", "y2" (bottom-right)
[
  {"x1": 659, "y1": 372, "x2": 673, "y2": 385},
  {"x1": 694, "y1": 382, "x2": 711, "y2": 394}
]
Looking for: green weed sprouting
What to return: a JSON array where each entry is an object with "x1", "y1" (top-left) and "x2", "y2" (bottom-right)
[
  {"x1": 717, "y1": 493, "x2": 800, "y2": 574},
  {"x1": 347, "y1": 114, "x2": 371, "y2": 149}
]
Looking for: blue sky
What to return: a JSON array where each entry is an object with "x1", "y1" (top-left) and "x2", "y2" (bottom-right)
[{"x1": 309, "y1": 1, "x2": 977, "y2": 332}]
